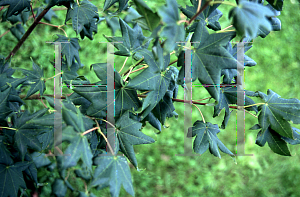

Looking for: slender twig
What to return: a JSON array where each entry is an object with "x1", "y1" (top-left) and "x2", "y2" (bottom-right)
[
  {"x1": 52, "y1": 7, "x2": 68, "y2": 11},
  {"x1": 130, "y1": 65, "x2": 148, "y2": 74},
  {"x1": 119, "y1": 57, "x2": 129, "y2": 73},
  {"x1": 124, "y1": 67, "x2": 133, "y2": 82},
  {"x1": 192, "y1": 103, "x2": 205, "y2": 123},
  {"x1": 0, "y1": 127, "x2": 17, "y2": 130},
  {"x1": 96, "y1": 120, "x2": 115, "y2": 155},
  {"x1": 45, "y1": 71, "x2": 63, "y2": 81},
  {"x1": 38, "y1": 22, "x2": 68, "y2": 37},
  {"x1": 30, "y1": 2, "x2": 36, "y2": 20},
  {"x1": 5, "y1": 8, "x2": 51, "y2": 61},
  {"x1": 81, "y1": 127, "x2": 98, "y2": 136},
  {"x1": 196, "y1": 0, "x2": 202, "y2": 13},
  {"x1": 168, "y1": 59, "x2": 178, "y2": 66},
  {"x1": 0, "y1": 30, "x2": 10, "y2": 38},
  {"x1": 245, "y1": 110, "x2": 258, "y2": 118},
  {"x1": 210, "y1": 1, "x2": 236, "y2": 6},
  {"x1": 121, "y1": 57, "x2": 144, "y2": 76}
]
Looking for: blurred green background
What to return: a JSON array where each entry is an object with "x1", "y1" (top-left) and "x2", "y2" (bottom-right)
[{"x1": 1, "y1": 0, "x2": 300, "y2": 196}]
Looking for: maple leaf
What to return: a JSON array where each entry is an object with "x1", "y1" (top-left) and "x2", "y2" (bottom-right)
[
  {"x1": 65, "y1": 0, "x2": 100, "y2": 35},
  {"x1": 12, "y1": 109, "x2": 49, "y2": 160},
  {"x1": 103, "y1": 0, "x2": 129, "y2": 13},
  {"x1": 250, "y1": 124, "x2": 291, "y2": 156},
  {"x1": 52, "y1": 35, "x2": 81, "y2": 68},
  {"x1": 254, "y1": 89, "x2": 300, "y2": 139},
  {"x1": 104, "y1": 18, "x2": 151, "y2": 58},
  {"x1": 115, "y1": 111, "x2": 155, "y2": 168},
  {"x1": 132, "y1": 0, "x2": 160, "y2": 31},
  {"x1": 177, "y1": 21, "x2": 237, "y2": 102},
  {"x1": 0, "y1": 87, "x2": 13, "y2": 121},
  {"x1": 179, "y1": 0, "x2": 222, "y2": 31},
  {"x1": 19, "y1": 59, "x2": 46, "y2": 99},
  {"x1": 91, "y1": 155, "x2": 134, "y2": 197},
  {"x1": 190, "y1": 120, "x2": 236, "y2": 160},
  {"x1": 59, "y1": 126, "x2": 93, "y2": 172},
  {"x1": 0, "y1": 161, "x2": 30, "y2": 197},
  {"x1": 157, "y1": 0, "x2": 185, "y2": 53},
  {"x1": 0, "y1": 0, "x2": 30, "y2": 18},
  {"x1": 126, "y1": 39, "x2": 173, "y2": 120},
  {"x1": 266, "y1": 0, "x2": 283, "y2": 11},
  {"x1": 228, "y1": 0, "x2": 275, "y2": 40}
]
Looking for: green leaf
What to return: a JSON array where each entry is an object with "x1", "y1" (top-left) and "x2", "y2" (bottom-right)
[
  {"x1": 266, "y1": 0, "x2": 283, "y2": 11},
  {"x1": 255, "y1": 126, "x2": 291, "y2": 156},
  {"x1": 0, "y1": 0, "x2": 30, "y2": 18},
  {"x1": 65, "y1": 0, "x2": 100, "y2": 35},
  {"x1": 256, "y1": 4, "x2": 281, "y2": 38},
  {"x1": 19, "y1": 60, "x2": 46, "y2": 99},
  {"x1": 34, "y1": 7, "x2": 58, "y2": 23},
  {"x1": 281, "y1": 127, "x2": 300, "y2": 145},
  {"x1": 229, "y1": 0, "x2": 275, "y2": 40},
  {"x1": 12, "y1": 109, "x2": 49, "y2": 160},
  {"x1": 10, "y1": 24, "x2": 25, "y2": 41},
  {"x1": 52, "y1": 178, "x2": 68, "y2": 197},
  {"x1": 177, "y1": 21, "x2": 237, "y2": 102},
  {"x1": 179, "y1": 0, "x2": 222, "y2": 31},
  {"x1": 191, "y1": 120, "x2": 235, "y2": 160},
  {"x1": 103, "y1": 0, "x2": 129, "y2": 13},
  {"x1": 0, "y1": 161, "x2": 30, "y2": 197},
  {"x1": 0, "y1": 87, "x2": 13, "y2": 121},
  {"x1": 104, "y1": 18, "x2": 151, "y2": 57},
  {"x1": 46, "y1": 0, "x2": 74, "y2": 9},
  {"x1": 257, "y1": 89, "x2": 300, "y2": 139},
  {"x1": 157, "y1": 0, "x2": 185, "y2": 53},
  {"x1": 52, "y1": 35, "x2": 81, "y2": 68},
  {"x1": 132, "y1": 0, "x2": 160, "y2": 31},
  {"x1": 116, "y1": 111, "x2": 155, "y2": 168},
  {"x1": 91, "y1": 155, "x2": 134, "y2": 197},
  {"x1": 126, "y1": 39, "x2": 172, "y2": 119},
  {"x1": 60, "y1": 126, "x2": 93, "y2": 171}
]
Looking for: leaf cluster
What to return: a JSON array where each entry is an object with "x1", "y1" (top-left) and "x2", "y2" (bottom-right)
[{"x1": 0, "y1": 0, "x2": 298, "y2": 196}]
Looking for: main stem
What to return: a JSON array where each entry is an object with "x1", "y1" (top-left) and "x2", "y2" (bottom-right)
[{"x1": 5, "y1": 8, "x2": 50, "y2": 61}]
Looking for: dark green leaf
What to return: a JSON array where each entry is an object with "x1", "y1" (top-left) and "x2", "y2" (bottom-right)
[
  {"x1": 116, "y1": 111, "x2": 155, "y2": 168},
  {"x1": 178, "y1": 21, "x2": 237, "y2": 102},
  {"x1": 179, "y1": 0, "x2": 222, "y2": 31},
  {"x1": 65, "y1": 0, "x2": 100, "y2": 35},
  {"x1": 52, "y1": 35, "x2": 81, "y2": 68},
  {"x1": 12, "y1": 109, "x2": 49, "y2": 160},
  {"x1": 191, "y1": 120, "x2": 235, "y2": 160},
  {"x1": 103, "y1": 0, "x2": 129, "y2": 13},
  {"x1": 104, "y1": 18, "x2": 151, "y2": 57},
  {"x1": 132, "y1": 0, "x2": 160, "y2": 31},
  {"x1": 255, "y1": 126, "x2": 291, "y2": 156},
  {"x1": 266, "y1": 0, "x2": 283, "y2": 11},
  {"x1": 60, "y1": 126, "x2": 93, "y2": 171},
  {"x1": 126, "y1": 40, "x2": 172, "y2": 119},
  {"x1": 0, "y1": 0, "x2": 30, "y2": 18},
  {"x1": 157, "y1": 0, "x2": 185, "y2": 53},
  {"x1": 19, "y1": 59, "x2": 46, "y2": 99},
  {"x1": 10, "y1": 24, "x2": 25, "y2": 41},
  {"x1": 34, "y1": 7, "x2": 58, "y2": 23},
  {"x1": 229, "y1": 0, "x2": 275, "y2": 40},
  {"x1": 91, "y1": 155, "x2": 134, "y2": 197},
  {"x1": 0, "y1": 161, "x2": 30, "y2": 197},
  {"x1": 257, "y1": 89, "x2": 300, "y2": 139}
]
